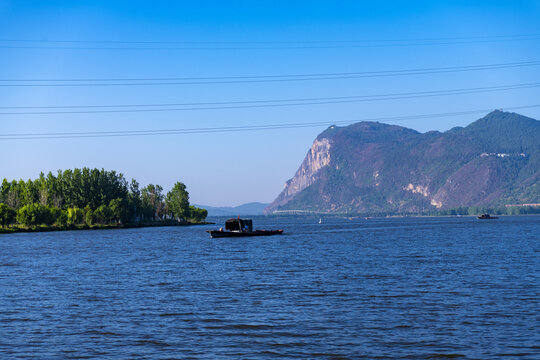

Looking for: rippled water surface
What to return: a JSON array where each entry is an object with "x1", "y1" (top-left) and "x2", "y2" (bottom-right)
[{"x1": 1, "y1": 216, "x2": 539, "y2": 359}]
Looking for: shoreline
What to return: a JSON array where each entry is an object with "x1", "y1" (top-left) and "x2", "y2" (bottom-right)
[
  {"x1": 266, "y1": 212, "x2": 540, "y2": 218},
  {"x1": 0, "y1": 221, "x2": 214, "y2": 235}
]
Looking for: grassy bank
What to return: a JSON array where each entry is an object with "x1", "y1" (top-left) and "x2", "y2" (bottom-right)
[{"x1": 0, "y1": 220, "x2": 213, "y2": 235}]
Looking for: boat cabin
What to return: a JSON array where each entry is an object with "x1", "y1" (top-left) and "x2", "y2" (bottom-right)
[{"x1": 225, "y1": 218, "x2": 253, "y2": 232}]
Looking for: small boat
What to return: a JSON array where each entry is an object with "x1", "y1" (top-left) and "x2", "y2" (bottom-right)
[
  {"x1": 477, "y1": 213, "x2": 498, "y2": 219},
  {"x1": 206, "y1": 218, "x2": 283, "y2": 238},
  {"x1": 319, "y1": 218, "x2": 322, "y2": 224}
]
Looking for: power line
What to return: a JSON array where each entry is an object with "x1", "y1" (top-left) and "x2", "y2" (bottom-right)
[
  {"x1": 1, "y1": 34, "x2": 540, "y2": 50},
  {"x1": 1, "y1": 105, "x2": 539, "y2": 140},
  {"x1": 1, "y1": 60, "x2": 539, "y2": 86},
  {"x1": 2, "y1": 34, "x2": 540, "y2": 45},
  {"x1": 1, "y1": 82, "x2": 539, "y2": 115}
]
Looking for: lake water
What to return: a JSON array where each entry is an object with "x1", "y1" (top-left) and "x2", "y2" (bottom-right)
[{"x1": 1, "y1": 216, "x2": 538, "y2": 359}]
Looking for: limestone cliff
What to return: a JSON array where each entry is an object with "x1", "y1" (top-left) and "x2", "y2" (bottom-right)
[{"x1": 265, "y1": 138, "x2": 331, "y2": 212}]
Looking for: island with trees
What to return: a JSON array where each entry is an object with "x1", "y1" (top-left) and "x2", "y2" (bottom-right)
[{"x1": 0, "y1": 168, "x2": 208, "y2": 233}]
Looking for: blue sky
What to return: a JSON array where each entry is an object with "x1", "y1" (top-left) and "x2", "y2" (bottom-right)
[{"x1": 1, "y1": 1, "x2": 540, "y2": 206}]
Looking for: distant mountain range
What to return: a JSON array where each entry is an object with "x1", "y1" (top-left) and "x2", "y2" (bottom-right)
[
  {"x1": 196, "y1": 202, "x2": 270, "y2": 217},
  {"x1": 265, "y1": 110, "x2": 540, "y2": 214}
]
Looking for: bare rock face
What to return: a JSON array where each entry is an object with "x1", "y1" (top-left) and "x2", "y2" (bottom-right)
[
  {"x1": 265, "y1": 111, "x2": 540, "y2": 214},
  {"x1": 265, "y1": 138, "x2": 331, "y2": 213}
]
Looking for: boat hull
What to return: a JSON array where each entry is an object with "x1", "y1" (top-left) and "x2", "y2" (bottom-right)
[
  {"x1": 206, "y1": 229, "x2": 283, "y2": 238},
  {"x1": 477, "y1": 214, "x2": 499, "y2": 219}
]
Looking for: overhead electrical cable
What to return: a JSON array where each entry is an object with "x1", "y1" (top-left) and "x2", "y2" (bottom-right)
[
  {"x1": 1, "y1": 34, "x2": 540, "y2": 50},
  {"x1": 1, "y1": 60, "x2": 539, "y2": 86},
  {"x1": 1, "y1": 104, "x2": 539, "y2": 140},
  {"x1": 2, "y1": 34, "x2": 540, "y2": 44},
  {"x1": 0, "y1": 82, "x2": 539, "y2": 115}
]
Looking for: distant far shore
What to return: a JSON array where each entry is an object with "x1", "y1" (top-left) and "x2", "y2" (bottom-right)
[
  {"x1": 267, "y1": 205, "x2": 540, "y2": 217},
  {"x1": 0, "y1": 220, "x2": 213, "y2": 235},
  {"x1": 263, "y1": 212, "x2": 540, "y2": 219}
]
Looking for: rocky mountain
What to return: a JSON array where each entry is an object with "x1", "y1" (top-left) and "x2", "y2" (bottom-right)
[{"x1": 265, "y1": 110, "x2": 540, "y2": 214}]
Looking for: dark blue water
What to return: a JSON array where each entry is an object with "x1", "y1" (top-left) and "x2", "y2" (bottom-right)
[{"x1": 1, "y1": 216, "x2": 538, "y2": 359}]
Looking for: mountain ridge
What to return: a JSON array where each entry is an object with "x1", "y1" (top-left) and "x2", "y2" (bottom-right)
[{"x1": 265, "y1": 110, "x2": 540, "y2": 214}]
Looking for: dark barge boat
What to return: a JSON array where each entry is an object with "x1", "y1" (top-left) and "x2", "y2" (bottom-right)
[
  {"x1": 206, "y1": 218, "x2": 283, "y2": 238},
  {"x1": 477, "y1": 213, "x2": 499, "y2": 219}
]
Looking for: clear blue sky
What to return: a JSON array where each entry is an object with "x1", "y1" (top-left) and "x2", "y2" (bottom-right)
[{"x1": 1, "y1": 1, "x2": 540, "y2": 206}]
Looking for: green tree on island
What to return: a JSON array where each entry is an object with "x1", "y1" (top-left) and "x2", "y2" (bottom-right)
[
  {"x1": 16, "y1": 204, "x2": 56, "y2": 227},
  {"x1": 189, "y1": 206, "x2": 208, "y2": 223},
  {"x1": 128, "y1": 179, "x2": 142, "y2": 222},
  {"x1": 109, "y1": 198, "x2": 130, "y2": 224},
  {"x1": 166, "y1": 182, "x2": 190, "y2": 221},
  {"x1": 141, "y1": 184, "x2": 165, "y2": 221},
  {"x1": 0, "y1": 203, "x2": 16, "y2": 227},
  {"x1": 67, "y1": 207, "x2": 85, "y2": 225}
]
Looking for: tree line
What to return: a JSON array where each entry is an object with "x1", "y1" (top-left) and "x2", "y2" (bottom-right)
[
  {"x1": 0, "y1": 168, "x2": 207, "y2": 229},
  {"x1": 436, "y1": 205, "x2": 540, "y2": 216}
]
